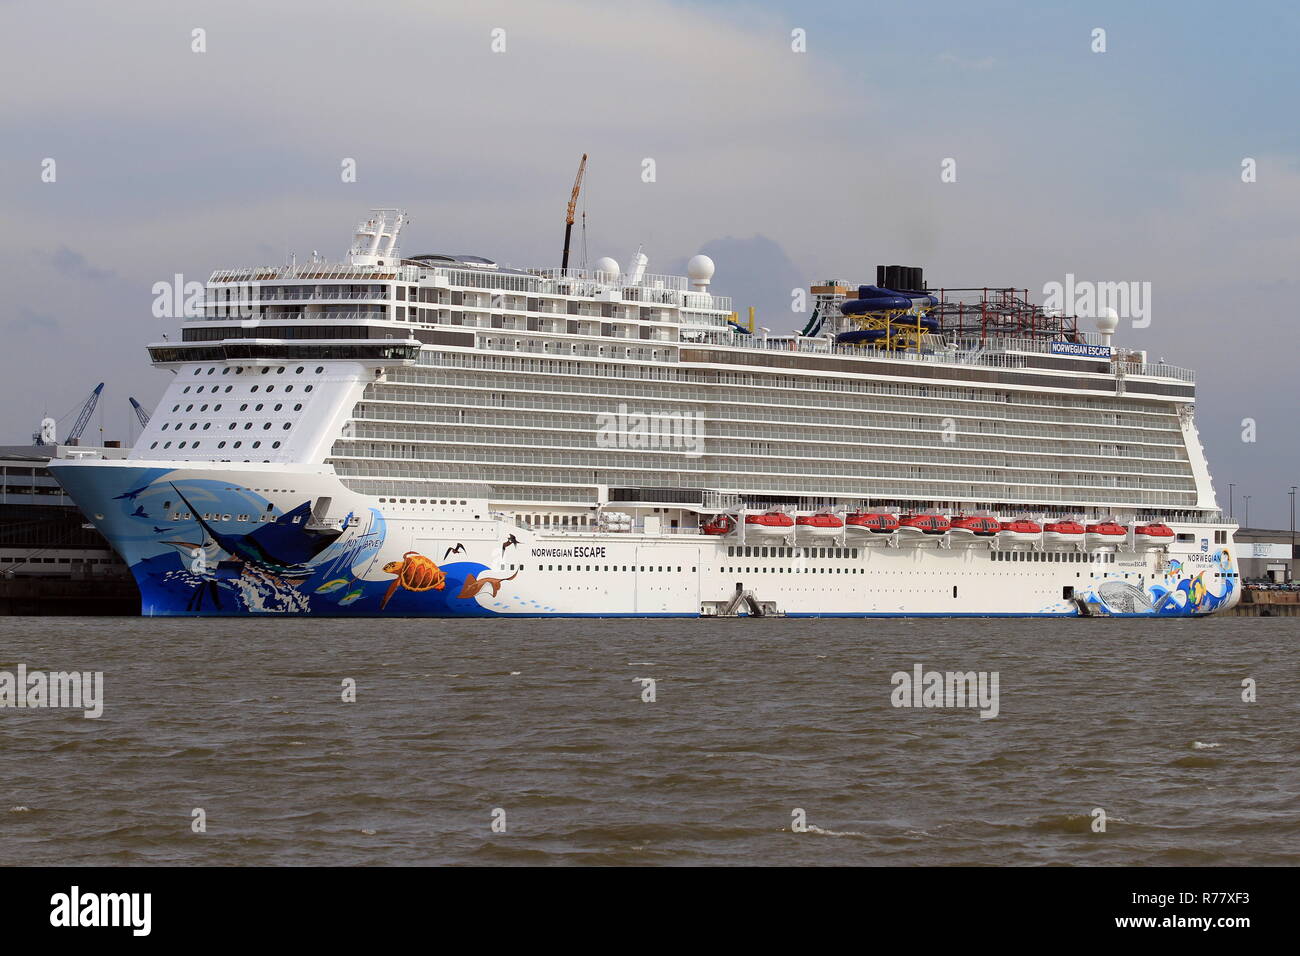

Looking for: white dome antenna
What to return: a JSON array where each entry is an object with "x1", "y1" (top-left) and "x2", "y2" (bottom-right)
[
  {"x1": 687, "y1": 254, "x2": 715, "y2": 291},
  {"x1": 1097, "y1": 307, "x2": 1119, "y2": 347},
  {"x1": 594, "y1": 257, "x2": 620, "y2": 283}
]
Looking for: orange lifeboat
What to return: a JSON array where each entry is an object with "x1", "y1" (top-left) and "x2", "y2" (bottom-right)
[
  {"x1": 796, "y1": 512, "x2": 845, "y2": 538},
  {"x1": 1044, "y1": 519, "x2": 1085, "y2": 547},
  {"x1": 951, "y1": 515, "x2": 1001, "y2": 536},
  {"x1": 898, "y1": 513, "x2": 950, "y2": 535},
  {"x1": 1085, "y1": 520, "x2": 1127, "y2": 549},
  {"x1": 1134, "y1": 522, "x2": 1174, "y2": 549},
  {"x1": 997, "y1": 518, "x2": 1042, "y2": 543},
  {"x1": 745, "y1": 511, "x2": 795, "y2": 537},
  {"x1": 846, "y1": 512, "x2": 900, "y2": 534}
]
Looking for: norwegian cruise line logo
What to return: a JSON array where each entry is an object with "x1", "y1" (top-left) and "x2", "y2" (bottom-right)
[{"x1": 596, "y1": 403, "x2": 704, "y2": 456}]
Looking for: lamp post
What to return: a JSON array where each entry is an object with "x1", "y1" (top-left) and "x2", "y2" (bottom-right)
[
  {"x1": 1228, "y1": 483, "x2": 1235, "y2": 521},
  {"x1": 1290, "y1": 486, "x2": 1296, "y2": 584},
  {"x1": 1243, "y1": 495, "x2": 1251, "y2": 530}
]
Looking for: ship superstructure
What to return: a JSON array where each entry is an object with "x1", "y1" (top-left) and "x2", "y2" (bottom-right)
[{"x1": 50, "y1": 209, "x2": 1239, "y2": 617}]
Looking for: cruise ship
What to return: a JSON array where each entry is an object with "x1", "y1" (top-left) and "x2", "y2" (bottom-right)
[{"x1": 50, "y1": 209, "x2": 1239, "y2": 617}]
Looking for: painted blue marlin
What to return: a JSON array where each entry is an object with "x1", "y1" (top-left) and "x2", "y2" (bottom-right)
[{"x1": 167, "y1": 484, "x2": 334, "y2": 576}]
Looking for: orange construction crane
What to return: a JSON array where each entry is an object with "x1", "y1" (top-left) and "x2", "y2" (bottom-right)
[{"x1": 560, "y1": 153, "x2": 587, "y2": 271}]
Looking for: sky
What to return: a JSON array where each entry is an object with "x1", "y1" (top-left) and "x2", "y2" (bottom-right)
[{"x1": 1, "y1": 0, "x2": 1297, "y2": 527}]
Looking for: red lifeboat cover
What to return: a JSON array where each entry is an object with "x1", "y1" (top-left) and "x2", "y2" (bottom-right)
[
  {"x1": 999, "y1": 519, "x2": 1042, "y2": 534},
  {"x1": 1135, "y1": 522, "x2": 1173, "y2": 537},
  {"x1": 1086, "y1": 521, "x2": 1126, "y2": 535},
  {"x1": 745, "y1": 512, "x2": 794, "y2": 528},
  {"x1": 952, "y1": 515, "x2": 1001, "y2": 534},
  {"x1": 1045, "y1": 520, "x2": 1085, "y2": 535},
  {"x1": 796, "y1": 513, "x2": 844, "y2": 528},
  {"x1": 847, "y1": 512, "x2": 900, "y2": 532},
  {"x1": 900, "y1": 514, "x2": 951, "y2": 533},
  {"x1": 702, "y1": 516, "x2": 734, "y2": 535}
]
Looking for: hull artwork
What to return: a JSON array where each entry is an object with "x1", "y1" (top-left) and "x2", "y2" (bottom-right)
[{"x1": 51, "y1": 460, "x2": 1239, "y2": 619}]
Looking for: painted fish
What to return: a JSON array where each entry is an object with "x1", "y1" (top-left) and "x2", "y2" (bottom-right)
[
  {"x1": 316, "y1": 578, "x2": 351, "y2": 593},
  {"x1": 338, "y1": 588, "x2": 365, "y2": 606}
]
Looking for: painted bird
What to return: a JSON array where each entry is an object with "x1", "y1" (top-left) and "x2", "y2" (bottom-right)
[
  {"x1": 130, "y1": 505, "x2": 149, "y2": 519},
  {"x1": 114, "y1": 485, "x2": 149, "y2": 501},
  {"x1": 502, "y1": 534, "x2": 520, "y2": 553},
  {"x1": 443, "y1": 543, "x2": 467, "y2": 561}
]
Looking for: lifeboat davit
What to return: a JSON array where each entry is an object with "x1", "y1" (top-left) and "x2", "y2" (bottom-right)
[
  {"x1": 846, "y1": 512, "x2": 900, "y2": 534},
  {"x1": 796, "y1": 512, "x2": 844, "y2": 537},
  {"x1": 950, "y1": 515, "x2": 1001, "y2": 536},
  {"x1": 1134, "y1": 522, "x2": 1174, "y2": 549},
  {"x1": 1044, "y1": 519, "x2": 1085, "y2": 547},
  {"x1": 701, "y1": 515, "x2": 735, "y2": 536},
  {"x1": 998, "y1": 518, "x2": 1042, "y2": 544},
  {"x1": 745, "y1": 511, "x2": 795, "y2": 537},
  {"x1": 1085, "y1": 520, "x2": 1127, "y2": 549},
  {"x1": 898, "y1": 513, "x2": 950, "y2": 535}
]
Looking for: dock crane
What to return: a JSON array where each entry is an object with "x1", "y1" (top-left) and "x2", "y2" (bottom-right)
[
  {"x1": 34, "y1": 382, "x2": 103, "y2": 446},
  {"x1": 560, "y1": 153, "x2": 587, "y2": 272},
  {"x1": 129, "y1": 396, "x2": 151, "y2": 429}
]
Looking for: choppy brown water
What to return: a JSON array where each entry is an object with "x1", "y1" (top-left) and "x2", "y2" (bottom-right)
[{"x1": 0, "y1": 616, "x2": 1295, "y2": 866}]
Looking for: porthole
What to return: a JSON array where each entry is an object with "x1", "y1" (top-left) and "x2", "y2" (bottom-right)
[
  {"x1": 233, "y1": 441, "x2": 242, "y2": 448},
  {"x1": 285, "y1": 385, "x2": 293, "y2": 392},
  {"x1": 261, "y1": 367, "x2": 270, "y2": 375},
  {"x1": 200, "y1": 404, "x2": 208, "y2": 411},
  {"x1": 251, "y1": 385, "x2": 259, "y2": 392},
  {"x1": 240, "y1": 404, "x2": 248, "y2": 411},
  {"x1": 293, "y1": 403, "x2": 302, "y2": 410},
  {"x1": 164, "y1": 441, "x2": 172, "y2": 448},
  {"x1": 222, "y1": 368, "x2": 230, "y2": 375},
  {"x1": 255, "y1": 403, "x2": 264, "y2": 411},
  {"x1": 160, "y1": 423, "x2": 169, "y2": 431},
  {"x1": 276, "y1": 366, "x2": 285, "y2": 374},
  {"x1": 272, "y1": 441, "x2": 281, "y2": 448},
  {"x1": 172, "y1": 404, "x2": 180, "y2": 412},
  {"x1": 214, "y1": 404, "x2": 222, "y2": 411},
  {"x1": 192, "y1": 369, "x2": 200, "y2": 376},
  {"x1": 315, "y1": 366, "x2": 324, "y2": 373},
  {"x1": 305, "y1": 385, "x2": 313, "y2": 392},
  {"x1": 193, "y1": 441, "x2": 200, "y2": 448},
  {"x1": 185, "y1": 404, "x2": 193, "y2": 411},
  {"x1": 263, "y1": 423, "x2": 271, "y2": 430},
  {"x1": 206, "y1": 368, "x2": 214, "y2": 375},
  {"x1": 252, "y1": 441, "x2": 261, "y2": 448},
  {"x1": 188, "y1": 423, "x2": 197, "y2": 430},
  {"x1": 150, "y1": 441, "x2": 158, "y2": 449},
  {"x1": 274, "y1": 404, "x2": 282, "y2": 411},
  {"x1": 183, "y1": 386, "x2": 191, "y2": 393},
  {"x1": 295, "y1": 366, "x2": 304, "y2": 374},
  {"x1": 218, "y1": 441, "x2": 226, "y2": 448},
  {"x1": 224, "y1": 386, "x2": 232, "y2": 392},
  {"x1": 282, "y1": 423, "x2": 291, "y2": 430},
  {"x1": 244, "y1": 423, "x2": 253, "y2": 430},
  {"x1": 202, "y1": 423, "x2": 210, "y2": 430},
  {"x1": 228, "y1": 423, "x2": 236, "y2": 430}
]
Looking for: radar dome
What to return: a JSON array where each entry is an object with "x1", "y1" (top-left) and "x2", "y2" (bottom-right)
[
  {"x1": 1096, "y1": 307, "x2": 1120, "y2": 334},
  {"x1": 594, "y1": 257, "x2": 620, "y2": 281},
  {"x1": 687, "y1": 254, "x2": 715, "y2": 289}
]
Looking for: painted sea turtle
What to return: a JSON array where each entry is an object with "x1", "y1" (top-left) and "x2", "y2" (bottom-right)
[{"x1": 380, "y1": 551, "x2": 446, "y2": 609}]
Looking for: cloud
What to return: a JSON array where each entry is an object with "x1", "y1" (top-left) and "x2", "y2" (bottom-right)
[{"x1": 52, "y1": 245, "x2": 116, "y2": 282}]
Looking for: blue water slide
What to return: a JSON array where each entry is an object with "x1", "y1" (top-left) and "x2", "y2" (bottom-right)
[
  {"x1": 835, "y1": 329, "x2": 890, "y2": 345},
  {"x1": 727, "y1": 320, "x2": 752, "y2": 334}
]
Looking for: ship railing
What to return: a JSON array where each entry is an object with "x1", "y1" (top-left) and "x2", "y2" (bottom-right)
[{"x1": 210, "y1": 264, "x2": 420, "y2": 283}]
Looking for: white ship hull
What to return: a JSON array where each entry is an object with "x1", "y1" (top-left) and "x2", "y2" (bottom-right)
[{"x1": 50, "y1": 459, "x2": 1242, "y2": 618}]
